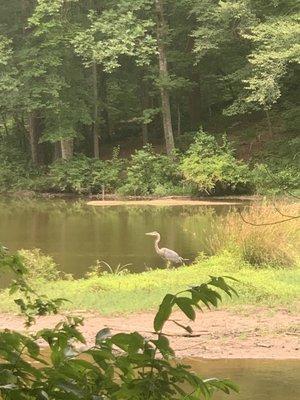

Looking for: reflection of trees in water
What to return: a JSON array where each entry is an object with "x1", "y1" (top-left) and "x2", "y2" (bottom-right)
[
  {"x1": 0, "y1": 197, "x2": 89, "y2": 216},
  {"x1": 0, "y1": 197, "x2": 250, "y2": 275}
]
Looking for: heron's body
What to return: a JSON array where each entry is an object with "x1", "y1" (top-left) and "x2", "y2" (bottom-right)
[{"x1": 146, "y1": 231, "x2": 186, "y2": 266}]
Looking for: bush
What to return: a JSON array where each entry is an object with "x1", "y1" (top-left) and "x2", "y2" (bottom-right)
[
  {"x1": 205, "y1": 202, "x2": 299, "y2": 268},
  {"x1": 118, "y1": 144, "x2": 183, "y2": 196},
  {"x1": 252, "y1": 137, "x2": 300, "y2": 194},
  {"x1": 47, "y1": 151, "x2": 124, "y2": 194},
  {"x1": 181, "y1": 130, "x2": 252, "y2": 195},
  {"x1": 252, "y1": 163, "x2": 300, "y2": 195},
  {"x1": 0, "y1": 158, "x2": 40, "y2": 192},
  {"x1": 18, "y1": 249, "x2": 61, "y2": 281}
]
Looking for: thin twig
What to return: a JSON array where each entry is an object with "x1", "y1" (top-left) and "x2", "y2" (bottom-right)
[
  {"x1": 272, "y1": 202, "x2": 299, "y2": 219},
  {"x1": 238, "y1": 209, "x2": 300, "y2": 226}
]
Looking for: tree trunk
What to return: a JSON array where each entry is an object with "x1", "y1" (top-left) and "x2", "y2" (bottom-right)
[
  {"x1": 53, "y1": 142, "x2": 61, "y2": 161},
  {"x1": 99, "y1": 70, "x2": 111, "y2": 141},
  {"x1": 265, "y1": 109, "x2": 273, "y2": 137},
  {"x1": 28, "y1": 112, "x2": 40, "y2": 165},
  {"x1": 142, "y1": 124, "x2": 148, "y2": 145},
  {"x1": 188, "y1": 71, "x2": 203, "y2": 130},
  {"x1": 177, "y1": 103, "x2": 181, "y2": 136},
  {"x1": 61, "y1": 138, "x2": 73, "y2": 160},
  {"x1": 155, "y1": 0, "x2": 175, "y2": 155},
  {"x1": 92, "y1": 60, "x2": 100, "y2": 158},
  {"x1": 139, "y1": 69, "x2": 150, "y2": 145}
]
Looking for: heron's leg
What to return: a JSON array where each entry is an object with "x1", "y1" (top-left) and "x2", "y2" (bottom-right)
[{"x1": 166, "y1": 260, "x2": 171, "y2": 269}]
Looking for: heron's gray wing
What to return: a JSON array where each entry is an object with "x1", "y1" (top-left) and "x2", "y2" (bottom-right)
[{"x1": 160, "y1": 247, "x2": 182, "y2": 263}]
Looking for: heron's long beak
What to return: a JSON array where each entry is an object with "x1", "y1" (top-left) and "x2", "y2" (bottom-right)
[{"x1": 145, "y1": 232, "x2": 154, "y2": 236}]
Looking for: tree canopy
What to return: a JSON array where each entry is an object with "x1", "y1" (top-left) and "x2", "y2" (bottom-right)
[{"x1": 0, "y1": 0, "x2": 298, "y2": 167}]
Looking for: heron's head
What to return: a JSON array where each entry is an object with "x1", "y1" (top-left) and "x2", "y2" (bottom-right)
[{"x1": 146, "y1": 231, "x2": 160, "y2": 237}]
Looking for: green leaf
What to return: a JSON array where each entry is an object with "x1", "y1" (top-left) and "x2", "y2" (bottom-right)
[
  {"x1": 154, "y1": 294, "x2": 175, "y2": 332},
  {"x1": 175, "y1": 297, "x2": 196, "y2": 321}
]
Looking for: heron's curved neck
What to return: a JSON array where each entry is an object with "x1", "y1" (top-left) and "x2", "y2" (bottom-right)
[{"x1": 154, "y1": 234, "x2": 161, "y2": 252}]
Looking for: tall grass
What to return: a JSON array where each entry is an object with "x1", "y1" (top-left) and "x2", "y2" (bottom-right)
[{"x1": 205, "y1": 202, "x2": 300, "y2": 267}]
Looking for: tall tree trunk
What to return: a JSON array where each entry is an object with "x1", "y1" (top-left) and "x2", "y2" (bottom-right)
[
  {"x1": 92, "y1": 60, "x2": 100, "y2": 158},
  {"x1": 139, "y1": 69, "x2": 150, "y2": 145},
  {"x1": 265, "y1": 109, "x2": 273, "y2": 137},
  {"x1": 142, "y1": 124, "x2": 148, "y2": 145},
  {"x1": 61, "y1": 138, "x2": 73, "y2": 160},
  {"x1": 53, "y1": 142, "x2": 61, "y2": 161},
  {"x1": 99, "y1": 70, "x2": 111, "y2": 141},
  {"x1": 188, "y1": 68, "x2": 203, "y2": 130},
  {"x1": 177, "y1": 103, "x2": 181, "y2": 136},
  {"x1": 155, "y1": 0, "x2": 175, "y2": 155},
  {"x1": 28, "y1": 112, "x2": 40, "y2": 165}
]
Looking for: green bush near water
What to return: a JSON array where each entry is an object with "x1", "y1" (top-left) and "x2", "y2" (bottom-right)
[
  {"x1": 118, "y1": 144, "x2": 184, "y2": 196},
  {"x1": 1, "y1": 131, "x2": 299, "y2": 196},
  {"x1": 180, "y1": 131, "x2": 253, "y2": 195},
  {"x1": 252, "y1": 137, "x2": 300, "y2": 195}
]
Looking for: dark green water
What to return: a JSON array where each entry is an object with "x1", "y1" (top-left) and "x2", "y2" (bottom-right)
[
  {"x1": 188, "y1": 358, "x2": 300, "y2": 400},
  {"x1": 0, "y1": 197, "x2": 240, "y2": 277}
]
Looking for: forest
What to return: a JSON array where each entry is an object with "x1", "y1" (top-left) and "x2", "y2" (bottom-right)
[
  {"x1": 0, "y1": 0, "x2": 299, "y2": 196},
  {"x1": 0, "y1": 2, "x2": 300, "y2": 399}
]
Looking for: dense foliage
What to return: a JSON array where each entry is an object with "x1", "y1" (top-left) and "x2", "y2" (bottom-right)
[
  {"x1": 0, "y1": 244, "x2": 239, "y2": 399},
  {"x1": 0, "y1": 0, "x2": 299, "y2": 196},
  {"x1": 180, "y1": 131, "x2": 252, "y2": 195}
]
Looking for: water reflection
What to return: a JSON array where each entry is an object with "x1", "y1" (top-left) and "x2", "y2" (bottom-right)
[
  {"x1": 187, "y1": 358, "x2": 300, "y2": 400},
  {"x1": 0, "y1": 197, "x2": 243, "y2": 277}
]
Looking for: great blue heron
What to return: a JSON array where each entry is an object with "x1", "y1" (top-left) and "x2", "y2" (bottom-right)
[{"x1": 146, "y1": 231, "x2": 187, "y2": 267}]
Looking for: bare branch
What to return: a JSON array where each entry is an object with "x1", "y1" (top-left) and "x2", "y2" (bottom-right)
[{"x1": 238, "y1": 209, "x2": 300, "y2": 227}]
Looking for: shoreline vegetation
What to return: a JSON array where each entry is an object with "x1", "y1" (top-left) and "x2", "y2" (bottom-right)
[
  {"x1": 1, "y1": 133, "x2": 299, "y2": 199},
  {"x1": 0, "y1": 201, "x2": 299, "y2": 316},
  {"x1": 1, "y1": 251, "x2": 299, "y2": 360},
  {"x1": 1, "y1": 252, "x2": 299, "y2": 315}
]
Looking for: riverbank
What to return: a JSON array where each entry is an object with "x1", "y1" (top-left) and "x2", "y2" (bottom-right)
[
  {"x1": 1, "y1": 307, "x2": 299, "y2": 359},
  {"x1": 2, "y1": 190, "x2": 260, "y2": 204},
  {"x1": 87, "y1": 198, "x2": 248, "y2": 206},
  {"x1": 1, "y1": 254, "x2": 299, "y2": 314}
]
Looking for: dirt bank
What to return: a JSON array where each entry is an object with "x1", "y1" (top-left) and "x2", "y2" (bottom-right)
[
  {"x1": 2, "y1": 307, "x2": 299, "y2": 359},
  {"x1": 87, "y1": 198, "x2": 247, "y2": 207}
]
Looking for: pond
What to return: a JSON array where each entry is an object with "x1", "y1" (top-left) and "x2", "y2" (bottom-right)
[
  {"x1": 189, "y1": 358, "x2": 300, "y2": 400},
  {"x1": 0, "y1": 197, "x2": 244, "y2": 277}
]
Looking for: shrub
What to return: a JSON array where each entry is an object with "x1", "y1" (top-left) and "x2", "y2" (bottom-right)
[
  {"x1": 252, "y1": 137, "x2": 300, "y2": 194},
  {"x1": 18, "y1": 249, "x2": 63, "y2": 281},
  {"x1": 119, "y1": 144, "x2": 182, "y2": 196},
  {"x1": 205, "y1": 202, "x2": 299, "y2": 267},
  {"x1": 181, "y1": 130, "x2": 252, "y2": 195},
  {"x1": 0, "y1": 159, "x2": 40, "y2": 191},
  {"x1": 47, "y1": 151, "x2": 124, "y2": 194},
  {"x1": 91, "y1": 159, "x2": 124, "y2": 194},
  {"x1": 252, "y1": 163, "x2": 300, "y2": 195}
]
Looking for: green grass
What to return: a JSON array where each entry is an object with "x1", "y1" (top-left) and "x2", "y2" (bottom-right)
[{"x1": 1, "y1": 252, "x2": 299, "y2": 315}]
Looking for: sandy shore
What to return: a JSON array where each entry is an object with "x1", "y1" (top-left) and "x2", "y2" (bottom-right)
[
  {"x1": 87, "y1": 198, "x2": 247, "y2": 207},
  {"x1": 2, "y1": 307, "x2": 299, "y2": 359}
]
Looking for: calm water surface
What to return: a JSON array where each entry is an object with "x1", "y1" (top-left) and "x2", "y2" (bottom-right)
[
  {"x1": 188, "y1": 359, "x2": 300, "y2": 400},
  {"x1": 0, "y1": 197, "x2": 241, "y2": 277}
]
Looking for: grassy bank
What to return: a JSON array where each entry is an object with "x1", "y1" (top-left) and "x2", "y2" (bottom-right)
[{"x1": 1, "y1": 253, "x2": 299, "y2": 315}]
